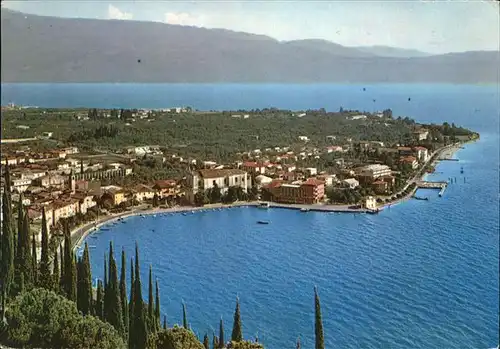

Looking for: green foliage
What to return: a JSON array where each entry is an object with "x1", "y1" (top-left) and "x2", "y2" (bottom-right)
[
  {"x1": 95, "y1": 280, "x2": 104, "y2": 320},
  {"x1": 231, "y1": 298, "x2": 243, "y2": 342},
  {"x1": 105, "y1": 242, "x2": 125, "y2": 335},
  {"x1": 155, "y1": 280, "x2": 161, "y2": 333},
  {"x1": 219, "y1": 318, "x2": 225, "y2": 348},
  {"x1": 228, "y1": 341, "x2": 264, "y2": 349},
  {"x1": 314, "y1": 287, "x2": 324, "y2": 349},
  {"x1": 77, "y1": 242, "x2": 92, "y2": 315},
  {"x1": 146, "y1": 327, "x2": 204, "y2": 349},
  {"x1": 182, "y1": 302, "x2": 188, "y2": 329},
  {"x1": 120, "y1": 249, "x2": 129, "y2": 333},
  {"x1": 4, "y1": 288, "x2": 125, "y2": 349},
  {"x1": 326, "y1": 187, "x2": 362, "y2": 205},
  {"x1": 1, "y1": 189, "x2": 15, "y2": 299},
  {"x1": 63, "y1": 228, "x2": 76, "y2": 301},
  {"x1": 61, "y1": 314, "x2": 126, "y2": 349},
  {"x1": 148, "y1": 265, "x2": 155, "y2": 332},
  {"x1": 39, "y1": 208, "x2": 52, "y2": 290},
  {"x1": 52, "y1": 249, "x2": 60, "y2": 294},
  {"x1": 131, "y1": 243, "x2": 148, "y2": 349},
  {"x1": 203, "y1": 333, "x2": 209, "y2": 349}
]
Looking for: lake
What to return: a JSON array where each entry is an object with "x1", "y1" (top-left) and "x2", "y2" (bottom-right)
[{"x1": 3, "y1": 83, "x2": 499, "y2": 348}]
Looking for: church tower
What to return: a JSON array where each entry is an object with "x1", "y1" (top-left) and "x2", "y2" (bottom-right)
[{"x1": 69, "y1": 169, "x2": 76, "y2": 194}]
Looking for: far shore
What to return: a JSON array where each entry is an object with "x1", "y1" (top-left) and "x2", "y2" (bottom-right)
[{"x1": 72, "y1": 139, "x2": 474, "y2": 250}]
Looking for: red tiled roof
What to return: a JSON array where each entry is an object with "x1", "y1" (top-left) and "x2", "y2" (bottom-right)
[
  {"x1": 154, "y1": 180, "x2": 177, "y2": 189},
  {"x1": 303, "y1": 178, "x2": 325, "y2": 186},
  {"x1": 413, "y1": 146, "x2": 428, "y2": 151}
]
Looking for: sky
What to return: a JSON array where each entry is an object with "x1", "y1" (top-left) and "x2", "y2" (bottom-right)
[{"x1": 2, "y1": 0, "x2": 499, "y2": 54}]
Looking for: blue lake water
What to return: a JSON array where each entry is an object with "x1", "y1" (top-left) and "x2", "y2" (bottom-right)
[{"x1": 2, "y1": 83, "x2": 499, "y2": 348}]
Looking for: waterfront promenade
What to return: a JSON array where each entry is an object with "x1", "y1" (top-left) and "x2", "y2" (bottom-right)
[{"x1": 71, "y1": 141, "x2": 470, "y2": 248}]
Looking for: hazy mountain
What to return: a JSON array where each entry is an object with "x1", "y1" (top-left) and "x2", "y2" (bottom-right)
[
  {"x1": 354, "y1": 45, "x2": 431, "y2": 58},
  {"x1": 1, "y1": 9, "x2": 498, "y2": 83}
]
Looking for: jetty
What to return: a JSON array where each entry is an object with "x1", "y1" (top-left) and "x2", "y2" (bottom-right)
[
  {"x1": 265, "y1": 202, "x2": 380, "y2": 214},
  {"x1": 416, "y1": 180, "x2": 448, "y2": 197}
]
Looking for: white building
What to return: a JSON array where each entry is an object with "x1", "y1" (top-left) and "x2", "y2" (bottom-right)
[
  {"x1": 414, "y1": 147, "x2": 429, "y2": 162},
  {"x1": 364, "y1": 196, "x2": 377, "y2": 210},
  {"x1": 359, "y1": 164, "x2": 392, "y2": 179},
  {"x1": 341, "y1": 178, "x2": 359, "y2": 189},
  {"x1": 187, "y1": 169, "x2": 251, "y2": 202}
]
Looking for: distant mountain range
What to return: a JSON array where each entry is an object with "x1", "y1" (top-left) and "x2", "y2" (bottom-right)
[{"x1": 1, "y1": 9, "x2": 499, "y2": 83}]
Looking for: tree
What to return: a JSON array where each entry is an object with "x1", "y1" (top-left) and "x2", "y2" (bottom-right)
[
  {"x1": 146, "y1": 327, "x2": 204, "y2": 349},
  {"x1": 120, "y1": 249, "x2": 128, "y2": 333},
  {"x1": 77, "y1": 242, "x2": 92, "y2": 315},
  {"x1": 105, "y1": 242, "x2": 125, "y2": 335},
  {"x1": 219, "y1": 318, "x2": 225, "y2": 348},
  {"x1": 210, "y1": 184, "x2": 221, "y2": 204},
  {"x1": 96, "y1": 279, "x2": 104, "y2": 320},
  {"x1": 39, "y1": 207, "x2": 51, "y2": 289},
  {"x1": 15, "y1": 206, "x2": 33, "y2": 292},
  {"x1": 32, "y1": 233, "x2": 38, "y2": 286},
  {"x1": 52, "y1": 249, "x2": 60, "y2": 293},
  {"x1": 131, "y1": 243, "x2": 148, "y2": 349},
  {"x1": 163, "y1": 315, "x2": 167, "y2": 330},
  {"x1": 148, "y1": 265, "x2": 155, "y2": 331},
  {"x1": 58, "y1": 243, "x2": 64, "y2": 292},
  {"x1": 231, "y1": 297, "x2": 243, "y2": 342},
  {"x1": 314, "y1": 287, "x2": 324, "y2": 349},
  {"x1": 182, "y1": 302, "x2": 188, "y2": 329},
  {"x1": 203, "y1": 333, "x2": 209, "y2": 349},
  {"x1": 155, "y1": 279, "x2": 161, "y2": 332},
  {"x1": 63, "y1": 227, "x2": 76, "y2": 301},
  {"x1": 213, "y1": 334, "x2": 219, "y2": 349},
  {"x1": 153, "y1": 193, "x2": 159, "y2": 207},
  {"x1": 1, "y1": 190, "x2": 15, "y2": 302},
  {"x1": 4, "y1": 288, "x2": 125, "y2": 349},
  {"x1": 129, "y1": 257, "x2": 135, "y2": 348}
]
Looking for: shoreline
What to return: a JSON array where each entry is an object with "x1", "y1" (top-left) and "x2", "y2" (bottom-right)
[{"x1": 72, "y1": 140, "x2": 474, "y2": 250}]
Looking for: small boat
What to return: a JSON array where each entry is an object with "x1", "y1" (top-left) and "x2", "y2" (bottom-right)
[
  {"x1": 413, "y1": 196, "x2": 429, "y2": 201},
  {"x1": 257, "y1": 220, "x2": 269, "y2": 225},
  {"x1": 300, "y1": 208, "x2": 310, "y2": 212},
  {"x1": 121, "y1": 220, "x2": 127, "y2": 224},
  {"x1": 460, "y1": 166, "x2": 464, "y2": 174},
  {"x1": 100, "y1": 228, "x2": 110, "y2": 231},
  {"x1": 258, "y1": 202, "x2": 270, "y2": 209}
]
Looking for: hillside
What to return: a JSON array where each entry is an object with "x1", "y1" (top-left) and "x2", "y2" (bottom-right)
[{"x1": 1, "y1": 9, "x2": 499, "y2": 83}]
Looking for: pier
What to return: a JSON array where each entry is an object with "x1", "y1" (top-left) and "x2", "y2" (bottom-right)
[{"x1": 416, "y1": 181, "x2": 448, "y2": 196}]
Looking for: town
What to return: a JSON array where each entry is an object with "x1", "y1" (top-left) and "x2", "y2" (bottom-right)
[{"x1": 1, "y1": 105, "x2": 478, "y2": 244}]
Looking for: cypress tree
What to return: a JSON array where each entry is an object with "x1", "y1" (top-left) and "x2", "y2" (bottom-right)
[
  {"x1": 182, "y1": 302, "x2": 188, "y2": 329},
  {"x1": 131, "y1": 243, "x2": 148, "y2": 349},
  {"x1": 148, "y1": 265, "x2": 154, "y2": 331},
  {"x1": 63, "y1": 227, "x2": 76, "y2": 300},
  {"x1": 59, "y1": 243, "x2": 64, "y2": 292},
  {"x1": 31, "y1": 233, "x2": 38, "y2": 286},
  {"x1": 39, "y1": 207, "x2": 51, "y2": 289},
  {"x1": 231, "y1": 297, "x2": 242, "y2": 342},
  {"x1": 103, "y1": 252, "x2": 109, "y2": 320},
  {"x1": 14, "y1": 195, "x2": 24, "y2": 283},
  {"x1": 120, "y1": 248, "x2": 128, "y2": 333},
  {"x1": 77, "y1": 242, "x2": 92, "y2": 315},
  {"x1": 70, "y1": 254, "x2": 77, "y2": 302},
  {"x1": 105, "y1": 241, "x2": 124, "y2": 335},
  {"x1": 314, "y1": 287, "x2": 324, "y2": 349},
  {"x1": 96, "y1": 279, "x2": 104, "y2": 319},
  {"x1": 155, "y1": 279, "x2": 160, "y2": 332},
  {"x1": 52, "y1": 249, "x2": 59, "y2": 293},
  {"x1": 219, "y1": 318, "x2": 225, "y2": 348},
  {"x1": 203, "y1": 333, "x2": 209, "y2": 349},
  {"x1": 1, "y1": 190, "x2": 15, "y2": 299},
  {"x1": 129, "y1": 257, "x2": 135, "y2": 346},
  {"x1": 213, "y1": 334, "x2": 219, "y2": 349},
  {"x1": 22, "y1": 211, "x2": 33, "y2": 287}
]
